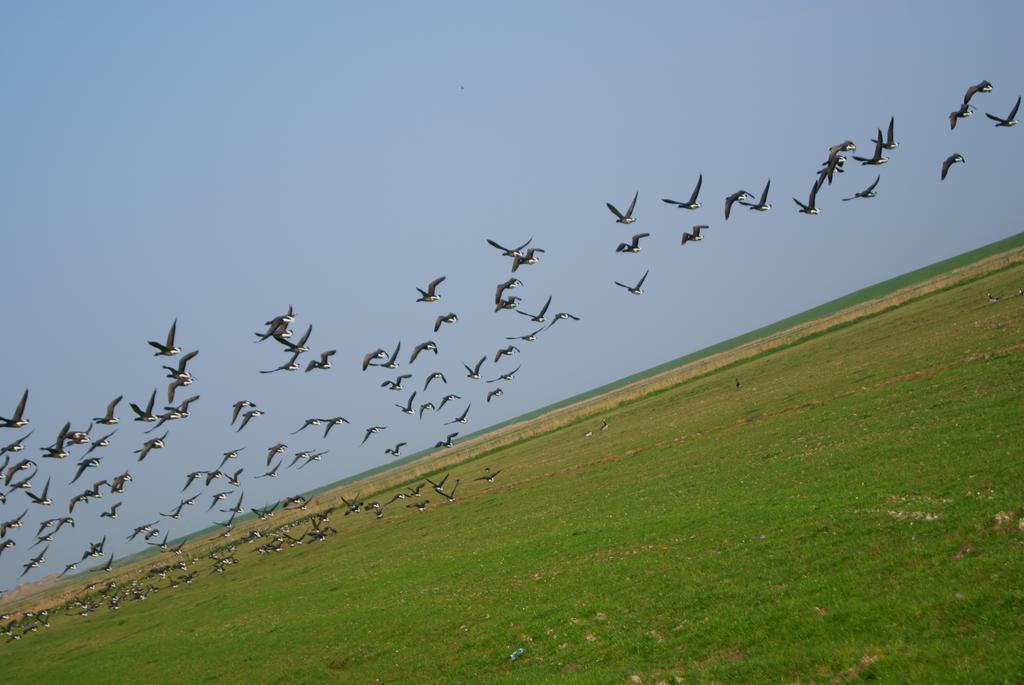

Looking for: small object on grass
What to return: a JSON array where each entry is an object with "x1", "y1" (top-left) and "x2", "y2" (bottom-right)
[{"x1": 510, "y1": 647, "x2": 525, "y2": 661}]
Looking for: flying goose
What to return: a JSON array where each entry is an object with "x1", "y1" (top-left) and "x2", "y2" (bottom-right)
[
  {"x1": 264, "y1": 443, "x2": 287, "y2": 466},
  {"x1": 378, "y1": 341, "x2": 402, "y2": 370},
  {"x1": 487, "y1": 364, "x2": 521, "y2": 383},
  {"x1": 506, "y1": 327, "x2": 544, "y2": 342},
  {"x1": 0, "y1": 509, "x2": 28, "y2": 537},
  {"x1": 256, "y1": 462, "x2": 281, "y2": 479},
  {"x1": 615, "y1": 269, "x2": 649, "y2": 295},
  {"x1": 985, "y1": 95, "x2": 1020, "y2": 127},
  {"x1": 148, "y1": 318, "x2": 181, "y2": 356},
  {"x1": 794, "y1": 177, "x2": 823, "y2": 214},
  {"x1": 661, "y1": 174, "x2": 702, "y2": 209},
  {"x1": 436, "y1": 393, "x2": 461, "y2": 411},
  {"x1": 304, "y1": 349, "x2": 336, "y2": 372},
  {"x1": 486, "y1": 236, "x2": 533, "y2": 259},
  {"x1": 1, "y1": 431, "x2": 33, "y2": 457},
  {"x1": 515, "y1": 296, "x2": 553, "y2": 326},
  {"x1": 130, "y1": 390, "x2": 159, "y2": 423},
  {"x1": 424, "y1": 371, "x2": 447, "y2": 391},
  {"x1": 362, "y1": 349, "x2": 387, "y2": 371},
  {"x1": 495, "y1": 278, "x2": 524, "y2": 304},
  {"x1": 25, "y1": 476, "x2": 52, "y2": 506},
  {"x1": 475, "y1": 468, "x2": 502, "y2": 483},
  {"x1": 464, "y1": 356, "x2": 486, "y2": 379},
  {"x1": 418, "y1": 402, "x2": 435, "y2": 419},
  {"x1": 741, "y1": 180, "x2": 770, "y2": 211},
  {"x1": 494, "y1": 294, "x2": 522, "y2": 311},
  {"x1": 381, "y1": 373, "x2": 412, "y2": 391},
  {"x1": 963, "y1": 80, "x2": 993, "y2": 105},
  {"x1": 615, "y1": 233, "x2": 650, "y2": 253},
  {"x1": 853, "y1": 129, "x2": 888, "y2": 165},
  {"x1": 20, "y1": 546, "x2": 48, "y2": 577},
  {"x1": 544, "y1": 312, "x2": 581, "y2": 330},
  {"x1": 278, "y1": 324, "x2": 312, "y2": 353},
  {"x1": 260, "y1": 351, "x2": 301, "y2": 374},
  {"x1": 416, "y1": 275, "x2": 447, "y2": 303},
  {"x1": 69, "y1": 457, "x2": 102, "y2": 485},
  {"x1": 486, "y1": 388, "x2": 504, "y2": 403},
  {"x1": 384, "y1": 442, "x2": 407, "y2": 457},
  {"x1": 941, "y1": 153, "x2": 965, "y2": 180},
  {"x1": 234, "y1": 408, "x2": 264, "y2": 433},
  {"x1": 680, "y1": 225, "x2": 707, "y2": 245},
  {"x1": 433, "y1": 313, "x2": 458, "y2": 332},
  {"x1": 949, "y1": 102, "x2": 974, "y2": 130},
  {"x1": 434, "y1": 432, "x2": 458, "y2": 449},
  {"x1": 99, "y1": 502, "x2": 122, "y2": 519},
  {"x1": 511, "y1": 248, "x2": 544, "y2": 272},
  {"x1": 842, "y1": 175, "x2": 880, "y2": 201},
  {"x1": 871, "y1": 117, "x2": 898, "y2": 149},
  {"x1": 162, "y1": 349, "x2": 199, "y2": 383},
  {"x1": 81, "y1": 429, "x2": 116, "y2": 457},
  {"x1": 606, "y1": 191, "x2": 638, "y2": 224},
  {"x1": 292, "y1": 418, "x2": 322, "y2": 434},
  {"x1": 361, "y1": 426, "x2": 386, "y2": 445},
  {"x1": 0, "y1": 390, "x2": 29, "y2": 429},
  {"x1": 93, "y1": 396, "x2": 123, "y2": 425},
  {"x1": 445, "y1": 404, "x2": 471, "y2": 425},
  {"x1": 396, "y1": 391, "x2": 417, "y2": 415},
  {"x1": 724, "y1": 190, "x2": 754, "y2": 220},
  {"x1": 231, "y1": 400, "x2": 256, "y2": 425},
  {"x1": 323, "y1": 416, "x2": 349, "y2": 437},
  {"x1": 409, "y1": 340, "x2": 438, "y2": 364},
  {"x1": 134, "y1": 432, "x2": 168, "y2": 461}
]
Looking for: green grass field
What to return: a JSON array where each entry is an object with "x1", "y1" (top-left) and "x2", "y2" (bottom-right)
[{"x1": 4, "y1": 246, "x2": 1024, "y2": 684}]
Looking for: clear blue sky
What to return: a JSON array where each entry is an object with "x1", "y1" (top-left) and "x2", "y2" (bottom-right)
[{"x1": 1, "y1": 1, "x2": 1021, "y2": 590}]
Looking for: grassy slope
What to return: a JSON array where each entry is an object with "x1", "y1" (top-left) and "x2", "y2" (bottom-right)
[{"x1": 5, "y1": 253, "x2": 1024, "y2": 684}]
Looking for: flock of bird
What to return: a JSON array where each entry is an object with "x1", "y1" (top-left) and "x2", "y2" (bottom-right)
[{"x1": 0, "y1": 77, "x2": 1019, "y2": 644}]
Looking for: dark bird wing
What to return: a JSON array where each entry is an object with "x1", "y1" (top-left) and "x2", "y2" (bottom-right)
[{"x1": 606, "y1": 202, "x2": 625, "y2": 220}]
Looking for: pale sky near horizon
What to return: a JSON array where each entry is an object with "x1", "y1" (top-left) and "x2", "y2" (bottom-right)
[{"x1": 1, "y1": 2, "x2": 1021, "y2": 590}]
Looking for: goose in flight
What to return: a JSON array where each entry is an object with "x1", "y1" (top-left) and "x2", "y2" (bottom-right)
[
  {"x1": 25, "y1": 476, "x2": 52, "y2": 506},
  {"x1": 256, "y1": 462, "x2": 281, "y2": 479},
  {"x1": 486, "y1": 236, "x2": 533, "y2": 259},
  {"x1": 615, "y1": 269, "x2": 649, "y2": 295},
  {"x1": 418, "y1": 402, "x2": 435, "y2": 420},
  {"x1": 381, "y1": 373, "x2": 412, "y2": 391},
  {"x1": 445, "y1": 404, "x2": 471, "y2": 425},
  {"x1": 842, "y1": 175, "x2": 880, "y2": 201},
  {"x1": 511, "y1": 248, "x2": 544, "y2": 272},
  {"x1": 506, "y1": 327, "x2": 544, "y2": 342},
  {"x1": 130, "y1": 390, "x2": 159, "y2": 423},
  {"x1": 384, "y1": 442, "x2": 407, "y2": 457},
  {"x1": 134, "y1": 432, "x2": 168, "y2": 461},
  {"x1": 606, "y1": 191, "x2": 638, "y2": 224},
  {"x1": 724, "y1": 190, "x2": 754, "y2": 220},
  {"x1": 949, "y1": 102, "x2": 974, "y2": 130},
  {"x1": 434, "y1": 313, "x2": 458, "y2": 332},
  {"x1": 361, "y1": 426, "x2": 386, "y2": 445},
  {"x1": 434, "y1": 432, "x2": 458, "y2": 449},
  {"x1": 544, "y1": 312, "x2": 581, "y2": 330},
  {"x1": 516, "y1": 295, "x2": 552, "y2": 323},
  {"x1": 486, "y1": 388, "x2": 504, "y2": 403},
  {"x1": 322, "y1": 416, "x2": 349, "y2": 437},
  {"x1": 680, "y1": 225, "x2": 707, "y2": 245},
  {"x1": 291, "y1": 418, "x2": 322, "y2": 434},
  {"x1": 264, "y1": 443, "x2": 287, "y2": 466},
  {"x1": 424, "y1": 371, "x2": 447, "y2": 392},
  {"x1": 376, "y1": 341, "x2": 401, "y2": 370},
  {"x1": 615, "y1": 233, "x2": 650, "y2": 253},
  {"x1": 464, "y1": 356, "x2": 486, "y2": 379},
  {"x1": 661, "y1": 174, "x2": 702, "y2": 209},
  {"x1": 305, "y1": 349, "x2": 336, "y2": 372},
  {"x1": 872, "y1": 117, "x2": 898, "y2": 149},
  {"x1": 278, "y1": 323, "x2": 312, "y2": 354},
  {"x1": 1, "y1": 431, "x2": 33, "y2": 457},
  {"x1": 475, "y1": 468, "x2": 502, "y2": 483},
  {"x1": 260, "y1": 351, "x2": 301, "y2": 374},
  {"x1": 487, "y1": 365, "x2": 521, "y2": 383},
  {"x1": 495, "y1": 294, "x2": 522, "y2": 311},
  {"x1": 963, "y1": 79, "x2": 993, "y2": 105},
  {"x1": 0, "y1": 390, "x2": 29, "y2": 429},
  {"x1": 852, "y1": 129, "x2": 888, "y2": 165},
  {"x1": 93, "y1": 396, "x2": 123, "y2": 426},
  {"x1": 416, "y1": 276, "x2": 447, "y2": 303},
  {"x1": 148, "y1": 318, "x2": 181, "y2": 356},
  {"x1": 236, "y1": 409, "x2": 263, "y2": 432},
  {"x1": 985, "y1": 95, "x2": 1020, "y2": 127},
  {"x1": 409, "y1": 340, "x2": 438, "y2": 364},
  {"x1": 231, "y1": 400, "x2": 256, "y2": 425},
  {"x1": 493, "y1": 345, "x2": 520, "y2": 362},
  {"x1": 362, "y1": 348, "x2": 388, "y2": 371},
  {"x1": 941, "y1": 153, "x2": 965, "y2": 180},
  {"x1": 396, "y1": 391, "x2": 417, "y2": 416},
  {"x1": 794, "y1": 177, "x2": 823, "y2": 215},
  {"x1": 741, "y1": 180, "x2": 772, "y2": 211},
  {"x1": 436, "y1": 393, "x2": 461, "y2": 411},
  {"x1": 495, "y1": 278, "x2": 524, "y2": 305}
]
